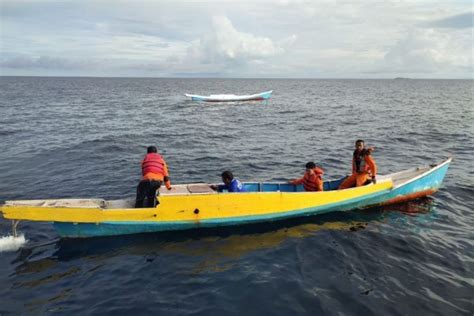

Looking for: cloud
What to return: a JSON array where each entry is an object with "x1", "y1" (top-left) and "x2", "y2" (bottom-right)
[
  {"x1": 372, "y1": 28, "x2": 470, "y2": 75},
  {"x1": 427, "y1": 12, "x2": 473, "y2": 29},
  {"x1": 186, "y1": 15, "x2": 287, "y2": 67},
  {"x1": 0, "y1": 1, "x2": 472, "y2": 78}
]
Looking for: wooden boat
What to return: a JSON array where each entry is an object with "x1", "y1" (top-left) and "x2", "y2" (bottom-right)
[
  {"x1": 0, "y1": 158, "x2": 451, "y2": 238},
  {"x1": 185, "y1": 90, "x2": 272, "y2": 102}
]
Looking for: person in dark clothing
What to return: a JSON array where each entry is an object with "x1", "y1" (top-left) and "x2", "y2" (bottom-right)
[{"x1": 135, "y1": 180, "x2": 162, "y2": 208}]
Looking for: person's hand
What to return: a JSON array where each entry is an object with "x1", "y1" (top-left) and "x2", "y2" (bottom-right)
[
  {"x1": 210, "y1": 184, "x2": 218, "y2": 190},
  {"x1": 167, "y1": 186, "x2": 172, "y2": 190},
  {"x1": 372, "y1": 176, "x2": 376, "y2": 184}
]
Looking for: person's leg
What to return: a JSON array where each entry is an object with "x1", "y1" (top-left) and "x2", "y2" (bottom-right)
[
  {"x1": 145, "y1": 180, "x2": 162, "y2": 207},
  {"x1": 135, "y1": 180, "x2": 148, "y2": 208},
  {"x1": 355, "y1": 173, "x2": 369, "y2": 187},
  {"x1": 339, "y1": 174, "x2": 357, "y2": 189},
  {"x1": 153, "y1": 181, "x2": 162, "y2": 206}
]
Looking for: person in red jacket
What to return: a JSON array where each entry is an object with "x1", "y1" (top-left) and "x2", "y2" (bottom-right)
[
  {"x1": 290, "y1": 161, "x2": 324, "y2": 191},
  {"x1": 135, "y1": 146, "x2": 172, "y2": 208},
  {"x1": 338, "y1": 139, "x2": 377, "y2": 190}
]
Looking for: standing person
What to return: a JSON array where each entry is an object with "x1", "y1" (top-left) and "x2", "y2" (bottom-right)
[
  {"x1": 211, "y1": 170, "x2": 247, "y2": 193},
  {"x1": 135, "y1": 146, "x2": 172, "y2": 208},
  {"x1": 338, "y1": 139, "x2": 377, "y2": 190},
  {"x1": 289, "y1": 161, "x2": 324, "y2": 191}
]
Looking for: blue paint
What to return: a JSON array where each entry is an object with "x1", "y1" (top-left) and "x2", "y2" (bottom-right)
[
  {"x1": 371, "y1": 162, "x2": 450, "y2": 204},
  {"x1": 261, "y1": 91, "x2": 272, "y2": 99},
  {"x1": 242, "y1": 178, "x2": 343, "y2": 193}
]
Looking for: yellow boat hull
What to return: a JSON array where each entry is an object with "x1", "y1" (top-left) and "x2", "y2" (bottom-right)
[{"x1": 1, "y1": 180, "x2": 393, "y2": 237}]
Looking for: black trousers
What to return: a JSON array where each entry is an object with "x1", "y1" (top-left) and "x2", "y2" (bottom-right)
[{"x1": 135, "y1": 180, "x2": 162, "y2": 208}]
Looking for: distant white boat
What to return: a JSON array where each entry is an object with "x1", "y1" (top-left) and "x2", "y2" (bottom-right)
[{"x1": 185, "y1": 90, "x2": 272, "y2": 102}]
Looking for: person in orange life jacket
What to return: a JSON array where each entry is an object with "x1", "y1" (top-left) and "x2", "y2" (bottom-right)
[
  {"x1": 210, "y1": 170, "x2": 247, "y2": 192},
  {"x1": 289, "y1": 161, "x2": 324, "y2": 191},
  {"x1": 135, "y1": 146, "x2": 172, "y2": 208},
  {"x1": 338, "y1": 139, "x2": 377, "y2": 190}
]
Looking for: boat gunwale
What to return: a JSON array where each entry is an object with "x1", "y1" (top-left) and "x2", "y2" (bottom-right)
[{"x1": 385, "y1": 157, "x2": 451, "y2": 190}]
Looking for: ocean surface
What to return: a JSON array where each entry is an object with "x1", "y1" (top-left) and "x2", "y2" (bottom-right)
[{"x1": 0, "y1": 77, "x2": 472, "y2": 315}]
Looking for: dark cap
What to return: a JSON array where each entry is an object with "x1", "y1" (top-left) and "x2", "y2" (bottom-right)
[{"x1": 147, "y1": 146, "x2": 158, "y2": 153}]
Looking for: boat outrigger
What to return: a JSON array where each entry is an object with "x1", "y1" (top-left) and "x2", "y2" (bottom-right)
[
  {"x1": 0, "y1": 158, "x2": 451, "y2": 238},
  {"x1": 185, "y1": 90, "x2": 272, "y2": 102}
]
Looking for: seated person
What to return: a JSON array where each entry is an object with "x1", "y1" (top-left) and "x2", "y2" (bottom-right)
[
  {"x1": 338, "y1": 139, "x2": 377, "y2": 190},
  {"x1": 289, "y1": 161, "x2": 324, "y2": 191},
  {"x1": 211, "y1": 170, "x2": 247, "y2": 192}
]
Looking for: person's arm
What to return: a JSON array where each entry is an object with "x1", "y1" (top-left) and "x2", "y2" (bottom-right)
[
  {"x1": 366, "y1": 155, "x2": 377, "y2": 182},
  {"x1": 315, "y1": 176, "x2": 324, "y2": 191},
  {"x1": 290, "y1": 176, "x2": 304, "y2": 185},
  {"x1": 352, "y1": 158, "x2": 356, "y2": 174},
  {"x1": 163, "y1": 161, "x2": 172, "y2": 189},
  {"x1": 140, "y1": 159, "x2": 145, "y2": 176}
]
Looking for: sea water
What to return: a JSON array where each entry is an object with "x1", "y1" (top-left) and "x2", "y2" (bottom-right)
[{"x1": 0, "y1": 77, "x2": 472, "y2": 315}]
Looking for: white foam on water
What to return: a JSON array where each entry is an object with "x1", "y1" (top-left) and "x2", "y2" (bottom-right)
[{"x1": 0, "y1": 234, "x2": 27, "y2": 252}]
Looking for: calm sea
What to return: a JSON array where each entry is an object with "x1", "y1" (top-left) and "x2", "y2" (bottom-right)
[{"x1": 0, "y1": 77, "x2": 472, "y2": 315}]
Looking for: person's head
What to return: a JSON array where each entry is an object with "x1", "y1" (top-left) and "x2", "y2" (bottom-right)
[
  {"x1": 147, "y1": 146, "x2": 158, "y2": 154},
  {"x1": 355, "y1": 140, "x2": 365, "y2": 151},
  {"x1": 305, "y1": 161, "x2": 316, "y2": 170},
  {"x1": 221, "y1": 170, "x2": 234, "y2": 185}
]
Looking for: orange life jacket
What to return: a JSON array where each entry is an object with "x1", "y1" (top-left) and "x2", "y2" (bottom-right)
[
  {"x1": 142, "y1": 153, "x2": 166, "y2": 177},
  {"x1": 302, "y1": 167, "x2": 324, "y2": 191}
]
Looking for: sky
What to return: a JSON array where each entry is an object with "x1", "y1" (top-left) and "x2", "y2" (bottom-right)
[{"x1": 0, "y1": 0, "x2": 472, "y2": 78}]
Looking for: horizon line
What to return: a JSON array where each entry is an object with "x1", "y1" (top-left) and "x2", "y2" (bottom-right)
[{"x1": 0, "y1": 75, "x2": 471, "y2": 80}]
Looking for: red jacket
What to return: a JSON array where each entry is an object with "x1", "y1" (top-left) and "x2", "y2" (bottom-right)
[{"x1": 141, "y1": 153, "x2": 171, "y2": 188}]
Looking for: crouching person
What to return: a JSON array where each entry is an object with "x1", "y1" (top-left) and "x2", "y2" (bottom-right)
[{"x1": 135, "y1": 146, "x2": 172, "y2": 208}]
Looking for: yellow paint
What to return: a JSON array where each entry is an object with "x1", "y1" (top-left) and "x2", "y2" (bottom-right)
[{"x1": 0, "y1": 180, "x2": 392, "y2": 223}]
